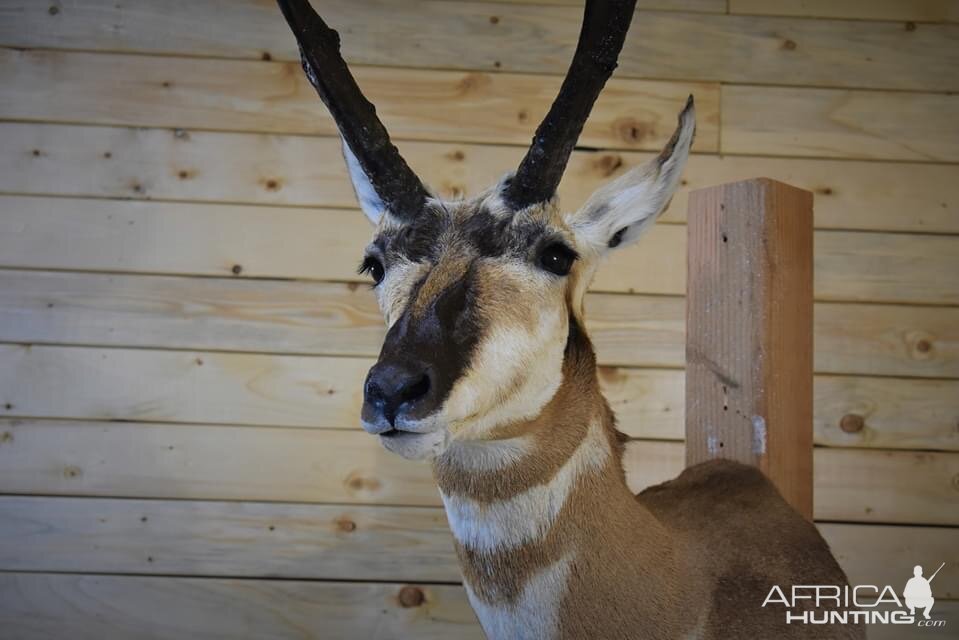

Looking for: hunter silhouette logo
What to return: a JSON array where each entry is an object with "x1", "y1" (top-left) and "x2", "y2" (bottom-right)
[
  {"x1": 904, "y1": 563, "x2": 944, "y2": 620},
  {"x1": 762, "y1": 562, "x2": 948, "y2": 628}
]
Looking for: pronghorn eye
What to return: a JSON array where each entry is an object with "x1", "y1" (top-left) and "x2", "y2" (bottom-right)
[
  {"x1": 359, "y1": 256, "x2": 385, "y2": 285},
  {"x1": 539, "y1": 243, "x2": 577, "y2": 276}
]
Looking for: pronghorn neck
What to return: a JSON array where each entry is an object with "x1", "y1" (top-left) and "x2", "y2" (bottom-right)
[{"x1": 432, "y1": 324, "x2": 683, "y2": 639}]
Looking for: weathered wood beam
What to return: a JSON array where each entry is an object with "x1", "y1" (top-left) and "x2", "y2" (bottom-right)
[{"x1": 685, "y1": 178, "x2": 814, "y2": 519}]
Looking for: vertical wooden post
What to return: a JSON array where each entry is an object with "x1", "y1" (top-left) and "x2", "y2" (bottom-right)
[{"x1": 685, "y1": 178, "x2": 814, "y2": 520}]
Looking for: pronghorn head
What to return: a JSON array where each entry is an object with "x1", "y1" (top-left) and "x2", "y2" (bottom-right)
[{"x1": 279, "y1": 0, "x2": 694, "y2": 460}]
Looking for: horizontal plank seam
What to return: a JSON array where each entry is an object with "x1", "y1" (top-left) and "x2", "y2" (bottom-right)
[
  {"x1": 4, "y1": 43, "x2": 956, "y2": 94},
  {"x1": 3, "y1": 119, "x2": 958, "y2": 167},
  {"x1": 2, "y1": 342, "x2": 958, "y2": 382},
  {"x1": 0, "y1": 567, "x2": 464, "y2": 586}
]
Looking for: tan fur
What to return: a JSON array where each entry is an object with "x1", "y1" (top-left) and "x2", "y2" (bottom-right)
[{"x1": 354, "y1": 103, "x2": 860, "y2": 638}]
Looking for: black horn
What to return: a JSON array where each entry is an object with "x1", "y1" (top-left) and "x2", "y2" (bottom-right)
[
  {"x1": 277, "y1": 0, "x2": 429, "y2": 218},
  {"x1": 505, "y1": 0, "x2": 638, "y2": 210}
]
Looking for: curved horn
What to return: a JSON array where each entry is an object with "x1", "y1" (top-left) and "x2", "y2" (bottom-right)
[
  {"x1": 277, "y1": 0, "x2": 429, "y2": 218},
  {"x1": 505, "y1": 0, "x2": 638, "y2": 210}
]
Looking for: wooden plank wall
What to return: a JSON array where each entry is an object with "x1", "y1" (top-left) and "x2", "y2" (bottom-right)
[{"x1": 0, "y1": 1, "x2": 957, "y2": 638}]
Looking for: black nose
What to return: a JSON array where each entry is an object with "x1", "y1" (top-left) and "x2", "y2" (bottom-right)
[{"x1": 362, "y1": 362, "x2": 432, "y2": 429}]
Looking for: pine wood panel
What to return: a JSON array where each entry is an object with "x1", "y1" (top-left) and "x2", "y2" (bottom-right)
[
  {"x1": 0, "y1": 48, "x2": 719, "y2": 153},
  {"x1": 2, "y1": 419, "x2": 957, "y2": 525},
  {"x1": 2, "y1": 270, "x2": 957, "y2": 379},
  {"x1": 1, "y1": 496, "x2": 956, "y2": 598},
  {"x1": 4, "y1": 122, "x2": 958, "y2": 234},
  {"x1": 2, "y1": 1, "x2": 956, "y2": 91},
  {"x1": 3, "y1": 570, "x2": 949, "y2": 640},
  {"x1": 2, "y1": 344, "x2": 957, "y2": 450},
  {"x1": 2, "y1": 196, "x2": 956, "y2": 305},
  {"x1": 730, "y1": 0, "x2": 959, "y2": 22},
  {"x1": 451, "y1": 0, "x2": 727, "y2": 11},
  {"x1": 723, "y1": 85, "x2": 959, "y2": 162},
  {"x1": 0, "y1": 573, "x2": 482, "y2": 640}
]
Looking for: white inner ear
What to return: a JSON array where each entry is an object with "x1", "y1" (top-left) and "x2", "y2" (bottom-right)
[
  {"x1": 342, "y1": 138, "x2": 387, "y2": 224},
  {"x1": 568, "y1": 101, "x2": 695, "y2": 254}
]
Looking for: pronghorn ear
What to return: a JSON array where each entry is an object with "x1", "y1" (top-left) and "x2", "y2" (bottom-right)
[
  {"x1": 566, "y1": 97, "x2": 695, "y2": 254},
  {"x1": 342, "y1": 138, "x2": 387, "y2": 225}
]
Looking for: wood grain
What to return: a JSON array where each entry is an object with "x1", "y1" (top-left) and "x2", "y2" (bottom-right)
[
  {"x1": 730, "y1": 0, "x2": 959, "y2": 22},
  {"x1": 0, "y1": 48, "x2": 719, "y2": 152},
  {"x1": 2, "y1": 419, "x2": 958, "y2": 525},
  {"x1": 723, "y1": 85, "x2": 959, "y2": 161},
  {"x1": 448, "y1": 0, "x2": 727, "y2": 11},
  {"x1": 2, "y1": 196, "x2": 956, "y2": 305},
  {"x1": 0, "y1": 496, "x2": 955, "y2": 597},
  {"x1": 0, "y1": 573, "x2": 483, "y2": 640},
  {"x1": 1, "y1": 344, "x2": 956, "y2": 450},
  {"x1": 2, "y1": 270, "x2": 957, "y2": 379},
  {"x1": 4, "y1": 122, "x2": 958, "y2": 233},
  {"x1": 1, "y1": 1, "x2": 955, "y2": 91},
  {"x1": 686, "y1": 179, "x2": 814, "y2": 518}
]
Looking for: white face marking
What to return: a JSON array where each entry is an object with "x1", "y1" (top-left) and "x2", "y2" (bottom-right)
[
  {"x1": 465, "y1": 553, "x2": 575, "y2": 640},
  {"x1": 444, "y1": 302, "x2": 567, "y2": 442},
  {"x1": 440, "y1": 422, "x2": 609, "y2": 553}
]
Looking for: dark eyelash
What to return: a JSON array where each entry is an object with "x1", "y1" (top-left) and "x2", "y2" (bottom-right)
[{"x1": 357, "y1": 256, "x2": 375, "y2": 275}]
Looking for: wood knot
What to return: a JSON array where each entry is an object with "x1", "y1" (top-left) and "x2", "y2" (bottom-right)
[
  {"x1": 456, "y1": 72, "x2": 491, "y2": 94},
  {"x1": 0, "y1": 432, "x2": 12, "y2": 444},
  {"x1": 261, "y1": 51, "x2": 273, "y2": 61},
  {"x1": 614, "y1": 119, "x2": 651, "y2": 145},
  {"x1": 904, "y1": 21, "x2": 916, "y2": 32},
  {"x1": 446, "y1": 150, "x2": 465, "y2": 162},
  {"x1": 492, "y1": 60, "x2": 501, "y2": 69},
  {"x1": 177, "y1": 169, "x2": 195, "y2": 180},
  {"x1": 103, "y1": 151, "x2": 112, "y2": 159},
  {"x1": 781, "y1": 39, "x2": 797, "y2": 51},
  {"x1": 4, "y1": 403, "x2": 13, "y2": 411},
  {"x1": 161, "y1": 81, "x2": 173, "y2": 89},
  {"x1": 48, "y1": 5, "x2": 60, "y2": 15},
  {"x1": 915, "y1": 338, "x2": 933, "y2": 354},
  {"x1": 262, "y1": 178, "x2": 281, "y2": 191},
  {"x1": 231, "y1": 264, "x2": 243, "y2": 275},
  {"x1": 594, "y1": 154, "x2": 623, "y2": 177},
  {"x1": 345, "y1": 471, "x2": 381, "y2": 493},
  {"x1": 63, "y1": 465, "x2": 82, "y2": 478},
  {"x1": 398, "y1": 586, "x2": 425, "y2": 608},
  {"x1": 839, "y1": 414, "x2": 864, "y2": 434},
  {"x1": 489, "y1": 16, "x2": 499, "y2": 25},
  {"x1": 334, "y1": 517, "x2": 357, "y2": 533},
  {"x1": 517, "y1": 109, "x2": 529, "y2": 123}
]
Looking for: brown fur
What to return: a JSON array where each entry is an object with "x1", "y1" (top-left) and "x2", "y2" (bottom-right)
[{"x1": 435, "y1": 329, "x2": 864, "y2": 639}]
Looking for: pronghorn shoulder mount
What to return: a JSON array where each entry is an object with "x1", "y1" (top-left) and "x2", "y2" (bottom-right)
[{"x1": 278, "y1": 1, "x2": 861, "y2": 638}]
